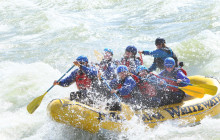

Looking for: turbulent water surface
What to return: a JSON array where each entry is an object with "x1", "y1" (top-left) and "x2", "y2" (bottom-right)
[{"x1": 1, "y1": 0, "x2": 220, "y2": 139}]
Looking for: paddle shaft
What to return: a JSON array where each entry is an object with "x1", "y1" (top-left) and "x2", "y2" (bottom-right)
[
  {"x1": 47, "y1": 65, "x2": 75, "y2": 93},
  {"x1": 139, "y1": 52, "x2": 143, "y2": 65},
  {"x1": 143, "y1": 77, "x2": 185, "y2": 89},
  {"x1": 27, "y1": 65, "x2": 75, "y2": 114},
  {"x1": 143, "y1": 78, "x2": 179, "y2": 89},
  {"x1": 166, "y1": 84, "x2": 182, "y2": 89},
  {"x1": 101, "y1": 77, "x2": 121, "y2": 102},
  {"x1": 158, "y1": 75, "x2": 192, "y2": 86}
]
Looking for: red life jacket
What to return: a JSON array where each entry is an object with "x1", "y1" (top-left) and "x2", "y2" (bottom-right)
[
  {"x1": 138, "y1": 79, "x2": 157, "y2": 97},
  {"x1": 130, "y1": 73, "x2": 140, "y2": 83},
  {"x1": 160, "y1": 69, "x2": 180, "y2": 92},
  {"x1": 121, "y1": 58, "x2": 130, "y2": 68},
  {"x1": 75, "y1": 71, "x2": 92, "y2": 90},
  {"x1": 164, "y1": 78, "x2": 179, "y2": 92},
  {"x1": 179, "y1": 68, "x2": 187, "y2": 76}
]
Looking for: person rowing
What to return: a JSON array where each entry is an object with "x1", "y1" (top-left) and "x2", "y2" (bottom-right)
[
  {"x1": 53, "y1": 55, "x2": 99, "y2": 104},
  {"x1": 135, "y1": 65, "x2": 167, "y2": 108},
  {"x1": 110, "y1": 65, "x2": 137, "y2": 105},
  {"x1": 98, "y1": 48, "x2": 117, "y2": 81},
  {"x1": 158, "y1": 57, "x2": 190, "y2": 105},
  {"x1": 119, "y1": 46, "x2": 141, "y2": 75}
]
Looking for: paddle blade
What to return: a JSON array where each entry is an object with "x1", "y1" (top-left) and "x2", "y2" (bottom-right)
[
  {"x1": 195, "y1": 84, "x2": 218, "y2": 96},
  {"x1": 189, "y1": 75, "x2": 219, "y2": 95},
  {"x1": 179, "y1": 86, "x2": 205, "y2": 98},
  {"x1": 27, "y1": 92, "x2": 46, "y2": 114},
  {"x1": 94, "y1": 50, "x2": 103, "y2": 61}
]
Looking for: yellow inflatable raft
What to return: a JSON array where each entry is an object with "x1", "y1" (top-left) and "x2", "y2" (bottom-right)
[{"x1": 47, "y1": 76, "x2": 220, "y2": 133}]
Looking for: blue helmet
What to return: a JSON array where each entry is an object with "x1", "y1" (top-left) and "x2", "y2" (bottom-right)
[
  {"x1": 136, "y1": 65, "x2": 149, "y2": 74},
  {"x1": 76, "y1": 55, "x2": 88, "y2": 63},
  {"x1": 117, "y1": 65, "x2": 128, "y2": 74},
  {"x1": 155, "y1": 37, "x2": 166, "y2": 45},
  {"x1": 126, "y1": 45, "x2": 137, "y2": 55},
  {"x1": 164, "y1": 57, "x2": 175, "y2": 68},
  {"x1": 104, "y1": 48, "x2": 113, "y2": 55}
]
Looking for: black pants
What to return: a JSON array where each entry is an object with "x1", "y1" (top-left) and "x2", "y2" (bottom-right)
[
  {"x1": 157, "y1": 90, "x2": 185, "y2": 106},
  {"x1": 141, "y1": 96, "x2": 161, "y2": 108},
  {"x1": 70, "y1": 90, "x2": 94, "y2": 105}
]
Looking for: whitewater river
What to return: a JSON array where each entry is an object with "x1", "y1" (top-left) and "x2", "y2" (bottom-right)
[{"x1": 1, "y1": 0, "x2": 220, "y2": 139}]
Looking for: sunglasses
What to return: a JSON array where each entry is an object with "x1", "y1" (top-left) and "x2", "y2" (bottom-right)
[{"x1": 165, "y1": 64, "x2": 174, "y2": 68}]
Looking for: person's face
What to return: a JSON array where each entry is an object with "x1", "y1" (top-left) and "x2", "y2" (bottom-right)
[
  {"x1": 104, "y1": 51, "x2": 112, "y2": 60},
  {"x1": 118, "y1": 71, "x2": 127, "y2": 79},
  {"x1": 156, "y1": 43, "x2": 163, "y2": 49},
  {"x1": 78, "y1": 61, "x2": 87, "y2": 66},
  {"x1": 139, "y1": 70, "x2": 148, "y2": 78},
  {"x1": 124, "y1": 51, "x2": 133, "y2": 58},
  {"x1": 165, "y1": 66, "x2": 174, "y2": 72}
]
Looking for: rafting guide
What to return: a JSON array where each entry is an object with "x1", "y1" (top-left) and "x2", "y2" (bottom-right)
[{"x1": 139, "y1": 38, "x2": 178, "y2": 72}]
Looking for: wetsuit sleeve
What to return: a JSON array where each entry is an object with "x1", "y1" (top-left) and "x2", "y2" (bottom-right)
[
  {"x1": 59, "y1": 69, "x2": 77, "y2": 87},
  {"x1": 143, "y1": 49, "x2": 171, "y2": 58},
  {"x1": 81, "y1": 65, "x2": 98, "y2": 78},
  {"x1": 151, "y1": 49, "x2": 168, "y2": 58},
  {"x1": 118, "y1": 77, "x2": 136, "y2": 96},
  {"x1": 158, "y1": 70, "x2": 166, "y2": 76},
  {"x1": 109, "y1": 79, "x2": 119, "y2": 89},
  {"x1": 177, "y1": 71, "x2": 190, "y2": 87},
  {"x1": 142, "y1": 50, "x2": 150, "y2": 55}
]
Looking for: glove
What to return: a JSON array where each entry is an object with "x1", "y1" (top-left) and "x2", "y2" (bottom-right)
[{"x1": 142, "y1": 50, "x2": 150, "y2": 55}]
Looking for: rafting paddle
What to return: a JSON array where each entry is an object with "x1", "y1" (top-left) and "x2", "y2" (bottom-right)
[
  {"x1": 159, "y1": 75, "x2": 218, "y2": 96},
  {"x1": 94, "y1": 50, "x2": 103, "y2": 62},
  {"x1": 188, "y1": 75, "x2": 218, "y2": 96},
  {"x1": 144, "y1": 77, "x2": 205, "y2": 98},
  {"x1": 27, "y1": 65, "x2": 75, "y2": 114},
  {"x1": 138, "y1": 52, "x2": 144, "y2": 65},
  {"x1": 101, "y1": 76, "x2": 121, "y2": 102},
  {"x1": 167, "y1": 84, "x2": 205, "y2": 98}
]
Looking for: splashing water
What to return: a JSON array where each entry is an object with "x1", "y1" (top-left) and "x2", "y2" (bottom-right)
[{"x1": 1, "y1": 0, "x2": 220, "y2": 139}]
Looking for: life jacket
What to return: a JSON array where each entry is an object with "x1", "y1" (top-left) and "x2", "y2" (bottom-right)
[
  {"x1": 179, "y1": 68, "x2": 187, "y2": 76},
  {"x1": 130, "y1": 73, "x2": 140, "y2": 83},
  {"x1": 116, "y1": 76, "x2": 134, "y2": 99},
  {"x1": 75, "y1": 70, "x2": 92, "y2": 90},
  {"x1": 154, "y1": 47, "x2": 178, "y2": 70},
  {"x1": 121, "y1": 58, "x2": 132, "y2": 68},
  {"x1": 137, "y1": 77, "x2": 157, "y2": 97},
  {"x1": 160, "y1": 68, "x2": 180, "y2": 92}
]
